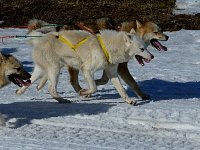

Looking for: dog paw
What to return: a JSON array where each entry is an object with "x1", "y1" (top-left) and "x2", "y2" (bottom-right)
[
  {"x1": 16, "y1": 89, "x2": 24, "y2": 95},
  {"x1": 81, "y1": 94, "x2": 91, "y2": 99},
  {"x1": 126, "y1": 99, "x2": 137, "y2": 105},
  {"x1": 37, "y1": 85, "x2": 42, "y2": 91},
  {"x1": 79, "y1": 89, "x2": 88, "y2": 96}
]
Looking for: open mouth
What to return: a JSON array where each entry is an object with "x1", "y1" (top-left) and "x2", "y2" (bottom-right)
[
  {"x1": 150, "y1": 39, "x2": 167, "y2": 51},
  {"x1": 135, "y1": 55, "x2": 151, "y2": 66},
  {"x1": 8, "y1": 74, "x2": 31, "y2": 87}
]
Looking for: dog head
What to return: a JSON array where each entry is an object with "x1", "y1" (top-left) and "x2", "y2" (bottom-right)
[
  {"x1": 0, "y1": 53, "x2": 31, "y2": 87},
  {"x1": 27, "y1": 19, "x2": 59, "y2": 34},
  {"x1": 125, "y1": 32, "x2": 154, "y2": 66},
  {"x1": 134, "y1": 20, "x2": 169, "y2": 51}
]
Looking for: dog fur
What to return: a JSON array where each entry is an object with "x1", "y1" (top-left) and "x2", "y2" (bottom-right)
[{"x1": 16, "y1": 29, "x2": 153, "y2": 104}]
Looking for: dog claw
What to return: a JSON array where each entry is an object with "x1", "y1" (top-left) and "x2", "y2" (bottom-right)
[
  {"x1": 79, "y1": 89, "x2": 88, "y2": 96},
  {"x1": 16, "y1": 89, "x2": 24, "y2": 95},
  {"x1": 126, "y1": 99, "x2": 137, "y2": 105},
  {"x1": 82, "y1": 94, "x2": 91, "y2": 98},
  {"x1": 141, "y1": 94, "x2": 150, "y2": 100}
]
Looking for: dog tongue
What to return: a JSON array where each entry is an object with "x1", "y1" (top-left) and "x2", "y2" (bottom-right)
[
  {"x1": 16, "y1": 78, "x2": 31, "y2": 86},
  {"x1": 152, "y1": 40, "x2": 167, "y2": 51},
  {"x1": 135, "y1": 55, "x2": 144, "y2": 66}
]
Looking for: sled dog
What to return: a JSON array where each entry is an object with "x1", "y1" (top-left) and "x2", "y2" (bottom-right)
[
  {"x1": 16, "y1": 30, "x2": 154, "y2": 104},
  {"x1": 0, "y1": 52, "x2": 31, "y2": 126}
]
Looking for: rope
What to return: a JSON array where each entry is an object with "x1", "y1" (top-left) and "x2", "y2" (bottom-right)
[
  {"x1": 0, "y1": 35, "x2": 42, "y2": 44},
  {"x1": 0, "y1": 35, "x2": 42, "y2": 38},
  {"x1": 0, "y1": 24, "x2": 64, "y2": 29},
  {"x1": 0, "y1": 25, "x2": 39, "y2": 29}
]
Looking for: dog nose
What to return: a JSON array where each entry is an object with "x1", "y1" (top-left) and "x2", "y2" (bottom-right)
[{"x1": 165, "y1": 35, "x2": 169, "y2": 40}]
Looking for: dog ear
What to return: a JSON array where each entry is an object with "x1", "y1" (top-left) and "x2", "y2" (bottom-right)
[
  {"x1": 130, "y1": 28, "x2": 136, "y2": 34},
  {"x1": 136, "y1": 20, "x2": 142, "y2": 28},
  {"x1": 124, "y1": 33, "x2": 132, "y2": 45}
]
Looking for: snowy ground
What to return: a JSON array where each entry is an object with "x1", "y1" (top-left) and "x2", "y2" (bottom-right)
[
  {"x1": 174, "y1": 0, "x2": 200, "y2": 15},
  {"x1": 0, "y1": 26, "x2": 200, "y2": 149}
]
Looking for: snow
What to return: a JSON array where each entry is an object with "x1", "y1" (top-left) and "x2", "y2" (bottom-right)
[
  {"x1": 1, "y1": 0, "x2": 200, "y2": 149},
  {"x1": 0, "y1": 28, "x2": 200, "y2": 149},
  {"x1": 174, "y1": 0, "x2": 200, "y2": 15}
]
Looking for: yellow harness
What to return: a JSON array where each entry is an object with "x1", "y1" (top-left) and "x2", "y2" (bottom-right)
[
  {"x1": 57, "y1": 35, "x2": 88, "y2": 51},
  {"x1": 57, "y1": 35, "x2": 110, "y2": 63},
  {"x1": 97, "y1": 35, "x2": 110, "y2": 63}
]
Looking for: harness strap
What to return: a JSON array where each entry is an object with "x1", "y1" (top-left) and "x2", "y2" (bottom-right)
[
  {"x1": 97, "y1": 35, "x2": 110, "y2": 64},
  {"x1": 57, "y1": 35, "x2": 88, "y2": 50}
]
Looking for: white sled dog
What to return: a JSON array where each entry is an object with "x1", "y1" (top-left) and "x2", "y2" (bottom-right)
[{"x1": 16, "y1": 30, "x2": 154, "y2": 104}]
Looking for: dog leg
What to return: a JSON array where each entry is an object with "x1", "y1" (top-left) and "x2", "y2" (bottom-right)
[
  {"x1": 16, "y1": 65, "x2": 44, "y2": 95},
  {"x1": 67, "y1": 66, "x2": 82, "y2": 93},
  {"x1": 47, "y1": 66, "x2": 70, "y2": 103},
  {"x1": 105, "y1": 65, "x2": 137, "y2": 105},
  {"x1": 95, "y1": 70, "x2": 109, "y2": 86},
  {"x1": 118, "y1": 62, "x2": 150, "y2": 100},
  {"x1": 79, "y1": 69, "x2": 97, "y2": 96},
  {"x1": 37, "y1": 75, "x2": 47, "y2": 90}
]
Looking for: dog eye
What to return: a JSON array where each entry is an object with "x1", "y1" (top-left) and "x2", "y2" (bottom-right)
[
  {"x1": 140, "y1": 48, "x2": 144, "y2": 52},
  {"x1": 153, "y1": 32, "x2": 158, "y2": 34}
]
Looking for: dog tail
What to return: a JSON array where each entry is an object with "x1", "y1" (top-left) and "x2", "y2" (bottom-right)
[
  {"x1": 27, "y1": 19, "x2": 49, "y2": 32},
  {"x1": 27, "y1": 19, "x2": 57, "y2": 34}
]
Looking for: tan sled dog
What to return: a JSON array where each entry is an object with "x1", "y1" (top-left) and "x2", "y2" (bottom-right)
[
  {"x1": 16, "y1": 30, "x2": 154, "y2": 104},
  {"x1": 0, "y1": 52, "x2": 31, "y2": 126}
]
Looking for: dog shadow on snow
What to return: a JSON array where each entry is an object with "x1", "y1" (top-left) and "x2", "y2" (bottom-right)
[
  {"x1": 127, "y1": 78, "x2": 200, "y2": 102},
  {"x1": 1, "y1": 48, "x2": 18, "y2": 54},
  {"x1": 0, "y1": 101, "x2": 115, "y2": 128},
  {"x1": 80, "y1": 78, "x2": 200, "y2": 106}
]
